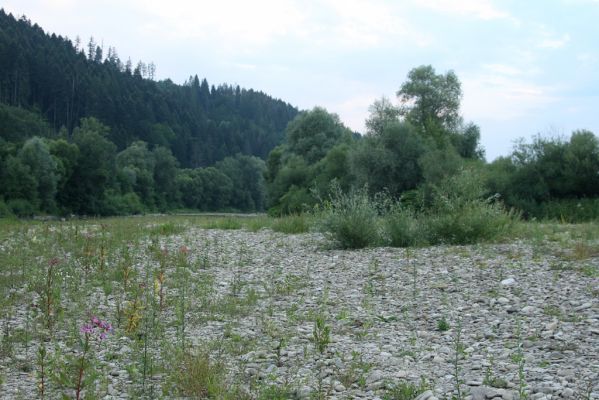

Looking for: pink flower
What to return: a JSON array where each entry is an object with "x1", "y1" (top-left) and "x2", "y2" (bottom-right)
[
  {"x1": 80, "y1": 324, "x2": 93, "y2": 335},
  {"x1": 82, "y1": 316, "x2": 112, "y2": 340}
]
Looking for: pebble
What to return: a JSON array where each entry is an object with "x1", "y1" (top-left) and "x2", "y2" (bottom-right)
[
  {"x1": 1, "y1": 228, "x2": 598, "y2": 400},
  {"x1": 501, "y1": 277, "x2": 516, "y2": 286}
]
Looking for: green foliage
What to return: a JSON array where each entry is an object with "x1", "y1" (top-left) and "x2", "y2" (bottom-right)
[
  {"x1": 397, "y1": 65, "x2": 462, "y2": 134},
  {"x1": 102, "y1": 190, "x2": 145, "y2": 215},
  {"x1": 216, "y1": 154, "x2": 266, "y2": 211},
  {"x1": 0, "y1": 103, "x2": 52, "y2": 142},
  {"x1": 286, "y1": 107, "x2": 352, "y2": 164},
  {"x1": 0, "y1": 199, "x2": 13, "y2": 217},
  {"x1": 0, "y1": 11, "x2": 297, "y2": 167},
  {"x1": 62, "y1": 118, "x2": 117, "y2": 215},
  {"x1": 385, "y1": 205, "x2": 424, "y2": 247},
  {"x1": 19, "y1": 137, "x2": 59, "y2": 212},
  {"x1": 383, "y1": 379, "x2": 430, "y2": 400},
  {"x1": 534, "y1": 198, "x2": 599, "y2": 222},
  {"x1": 1, "y1": 155, "x2": 38, "y2": 205},
  {"x1": 312, "y1": 314, "x2": 331, "y2": 354},
  {"x1": 487, "y1": 131, "x2": 599, "y2": 220},
  {"x1": 6, "y1": 198, "x2": 36, "y2": 217},
  {"x1": 437, "y1": 317, "x2": 450, "y2": 332},
  {"x1": 424, "y1": 169, "x2": 517, "y2": 245},
  {"x1": 317, "y1": 186, "x2": 382, "y2": 249},
  {"x1": 164, "y1": 349, "x2": 238, "y2": 399},
  {"x1": 351, "y1": 122, "x2": 426, "y2": 197},
  {"x1": 266, "y1": 108, "x2": 354, "y2": 214},
  {"x1": 364, "y1": 96, "x2": 401, "y2": 136},
  {"x1": 271, "y1": 214, "x2": 311, "y2": 234}
]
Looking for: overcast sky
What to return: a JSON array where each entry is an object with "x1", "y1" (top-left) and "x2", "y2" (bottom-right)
[{"x1": 3, "y1": 0, "x2": 599, "y2": 160}]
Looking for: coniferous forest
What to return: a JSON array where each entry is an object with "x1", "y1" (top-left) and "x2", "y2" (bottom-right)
[{"x1": 1, "y1": 9, "x2": 599, "y2": 221}]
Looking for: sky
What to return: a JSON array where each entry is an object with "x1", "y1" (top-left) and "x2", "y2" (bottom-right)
[{"x1": 2, "y1": 0, "x2": 599, "y2": 160}]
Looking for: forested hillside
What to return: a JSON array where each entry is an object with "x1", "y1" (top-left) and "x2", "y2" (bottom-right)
[
  {"x1": 0, "y1": 10, "x2": 298, "y2": 167},
  {"x1": 0, "y1": 10, "x2": 298, "y2": 216}
]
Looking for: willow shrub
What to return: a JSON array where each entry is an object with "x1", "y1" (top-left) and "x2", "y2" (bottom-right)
[
  {"x1": 317, "y1": 185, "x2": 382, "y2": 249},
  {"x1": 423, "y1": 169, "x2": 518, "y2": 245}
]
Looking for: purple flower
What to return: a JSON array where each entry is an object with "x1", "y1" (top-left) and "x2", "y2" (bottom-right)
[
  {"x1": 80, "y1": 323, "x2": 93, "y2": 335},
  {"x1": 81, "y1": 316, "x2": 112, "y2": 339}
]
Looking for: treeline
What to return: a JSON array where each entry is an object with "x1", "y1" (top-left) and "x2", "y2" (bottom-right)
[
  {"x1": 0, "y1": 115, "x2": 265, "y2": 216},
  {"x1": 0, "y1": 9, "x2": 298, "y2": 168},
  {"x1": 266, "y1": 66, "x2": 599, "y2": 222},
  {"x1": 1, "y1": 9, "x2": 598, "y2": 221}
]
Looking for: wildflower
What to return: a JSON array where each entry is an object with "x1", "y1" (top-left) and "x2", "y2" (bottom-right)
[
  {"x1": 80, "y1": 324, "x2": 93, "y2": 335},
  {"x1": 48, "y1": 257, "x2": 61, "y2": 267},
  {"x1": 81, "y1": 316, "x2": 112, "y2": 340},
  {"x1": 179, "y1": 245, "x2": 190, "y2": 255}
]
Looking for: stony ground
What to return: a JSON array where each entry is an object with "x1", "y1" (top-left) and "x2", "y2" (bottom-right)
[{"x1": 1, "y1": 226, "x2": 598, "y2": 399}]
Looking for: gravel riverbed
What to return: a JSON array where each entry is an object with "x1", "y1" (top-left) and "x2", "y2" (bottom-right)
[{"x1": 1, "y1": 227, "x2": 598, "y2": 399}]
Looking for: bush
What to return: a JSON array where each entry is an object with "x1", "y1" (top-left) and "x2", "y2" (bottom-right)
[
  {"x1": 318, "y1": 186, "x2": 382, "y2": 249},
  {"x1": 425, "y1": 201, "x2": 515, "y2": 245},
  {"x1": 0, "y1": 199, "x2": 14, "y2": 218},
  {"x1": 534, "y1": 198, "x2": 599, "y2": 222},
  {"x1": 7, "y1": 198, "x2": 36, "y2": 217},
  {"x1": 385, "y1": 205, "x2": 425, "y2": 247},
  {"x1": 101, "y1": 191, "x2": 145, "y2": 216},
  {"x1": 424, "y1": 169, "x2": 517, "y2": 245}
]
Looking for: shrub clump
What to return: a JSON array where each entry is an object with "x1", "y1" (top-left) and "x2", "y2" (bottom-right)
[
  {"x1": 318, "y1": 186, "x2": 382, "y2": 249},
  {"x1": 318, "y1": 169, "x2": 517, "y2": 249},
  {"x1": 423, "y1": 169, "x2": 517, "y2": 245}
]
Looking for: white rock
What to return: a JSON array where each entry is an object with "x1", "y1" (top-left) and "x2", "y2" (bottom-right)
[{"x1": 501, "y1": 277, "x2": 516, "y2": 286}]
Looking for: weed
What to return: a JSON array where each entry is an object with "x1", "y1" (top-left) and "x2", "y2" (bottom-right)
[
  {"x1": 452, "y1": 317, "x2": 465, "y2": 400},
  {"x1": 383, "y1": 378, "x2": 430, "y2": 400},
  {"x1": 271, "y1": 214, "x2": 311, "y2": 234},
  {"x1": 163, "y1": 348, "x2": 234, "y2": 398},
  {"x1": 437, "y1": 317, "x2": 450, "y2": 332},
  {"x1": 312, "y1": 314, "x2": 331, "y2": 355}
]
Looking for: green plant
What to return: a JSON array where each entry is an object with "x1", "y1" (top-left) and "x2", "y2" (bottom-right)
[
  {"x1": 312, "y1": 315, "x2": 331, "y2": 355},
  {"x1": 271, "y1": 214, "x2": 311, "y2": 234},
  {"x1": 452, "y1": 318, "x2": 464, "y2": 400},
  {"x1": 164, "y1": 348, "x2": 229, "y2": 398},
  {"x1": 37, "y1": 342, "x2": 47, "y2": 399},
  {"x1": 383, "y1": 378, "x2": 430, "y2": 400},
  {"x1": 425, "y1": 169, "x2": 517, "y2": 245},
  {"x1": 483, "y1": 356, "x2": 508, "y2": 389},
  {"x1": 514, "y1": 320, "x2": 528, "y2": 400},
  {"x1": 317, "y1": 185, "x2": 382, "y2": 249},
  {"x1": 386, "y1": 205, "x2": 425, "y2": 247},
  {"x1": 437, "y1": 317, "x2": 450, "y2": 332}
]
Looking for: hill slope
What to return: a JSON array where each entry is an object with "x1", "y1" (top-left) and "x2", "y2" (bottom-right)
[{"x1": 0, "y1": 9, "x2": 298, "y2": 167}]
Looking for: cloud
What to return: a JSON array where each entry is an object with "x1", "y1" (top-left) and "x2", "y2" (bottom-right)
[
  {"x1": 134, "y1": 0, "x2": 306, "y2": 46},
  {"x1": 483, "y1": 64, "x2": 523, "y2": 76},
  {"x1": 324, "y1": 93, "x2": 380, "y2": 133},
  {"x1": 414, "y1": 0, "x2": 511, "y2": 20},
  {"x1": 321, "y1": 0, "x2": 431, "y2": 48},
  {"x1": 538, "y1": 33, "x2": 571, "y2": 49},
  {"x1": 462, "y1": 73, "x2": 559, "y2": 121},
  {"x1": 133, "y1": 0, "x2": 431, "y2": 52}
]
